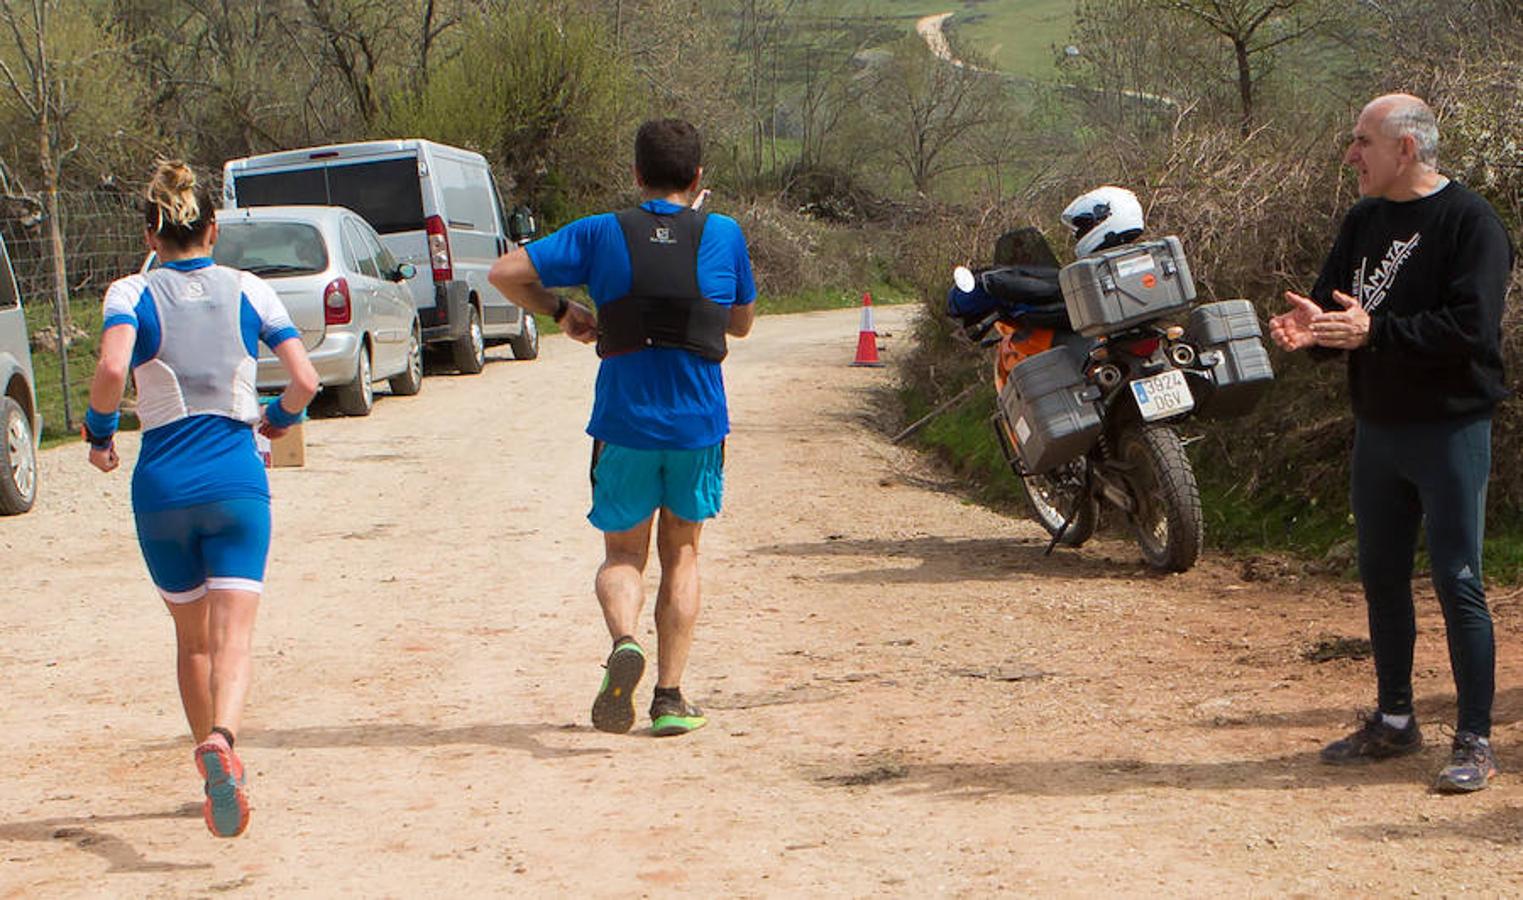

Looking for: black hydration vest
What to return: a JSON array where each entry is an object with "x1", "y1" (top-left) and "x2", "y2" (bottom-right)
[{"x1": 595, "y1": 206, "x2": 730, "y2": 362}]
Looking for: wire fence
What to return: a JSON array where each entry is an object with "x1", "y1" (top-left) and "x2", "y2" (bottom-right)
[{"x1": 3, "y1": 188, "x2": 155, "y2": 435}]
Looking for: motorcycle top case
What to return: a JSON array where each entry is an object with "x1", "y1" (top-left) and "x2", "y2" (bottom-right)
[
  {"x1": 1183, "y1": 299, "x2": 1275, "y2": 419},
  {"x1": 1058, "y1": 236, "x2": 1196, "y2": 337},
  {"x1": 999, "y1": 347, "x2": 1103, "y2": 474}
]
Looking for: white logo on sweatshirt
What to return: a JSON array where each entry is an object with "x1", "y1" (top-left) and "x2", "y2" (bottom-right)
[{"x1": 1355, "y1": 232, "x2": 1421, "y2": 312}]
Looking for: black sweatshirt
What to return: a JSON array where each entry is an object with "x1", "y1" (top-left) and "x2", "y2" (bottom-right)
[{"x1": 1311, "y1": 180, "x2": 1514, "y2": 424}]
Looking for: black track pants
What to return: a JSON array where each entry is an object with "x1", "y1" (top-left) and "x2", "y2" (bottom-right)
[{"x1": 1351, "y1": 416, "x2": 1494, "y2": 736}]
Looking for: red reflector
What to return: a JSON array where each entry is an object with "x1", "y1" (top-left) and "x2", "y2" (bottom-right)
[
  {"x1": 323, "y1": 277, "x2": 351, "y2": 325},
  {"x1": 1125, "y1": 338, "x2": 1160, "y2": 357},
  {"x1": 426, "y1": 215, "x2": 453, "y2": 283}
]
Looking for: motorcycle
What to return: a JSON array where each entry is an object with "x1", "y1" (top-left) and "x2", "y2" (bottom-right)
[{"x1": 949, "y1": 227, "x2": 1274, "y2": 572}]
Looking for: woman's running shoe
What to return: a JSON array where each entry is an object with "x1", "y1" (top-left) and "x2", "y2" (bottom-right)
[
  {"x1": 591, "y1": 640, "x2": 646, "y2": 734},
  {"x1": 194, "y1": 734, "x2": 250, "y2": 837}
]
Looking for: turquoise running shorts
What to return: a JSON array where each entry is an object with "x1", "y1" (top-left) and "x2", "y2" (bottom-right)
[{"x1": 588, "y1": 440, "x2": 725, "y2": 533}]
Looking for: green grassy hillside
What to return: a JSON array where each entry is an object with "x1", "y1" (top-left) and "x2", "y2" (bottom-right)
[{"x1": 774, "y1": 0, "x2": 1076, "y2": 80}]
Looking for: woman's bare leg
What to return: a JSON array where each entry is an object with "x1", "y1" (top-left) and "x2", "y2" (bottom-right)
[
  {"x1": 207, "y1": 589, "x2": 261, "y2": 739},
  {"x1": 165, "y1": 597, "x2": 213, "y2": 741}
]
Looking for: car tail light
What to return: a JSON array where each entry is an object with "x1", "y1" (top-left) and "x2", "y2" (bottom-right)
[
  {"x1": 324, "y1": 277, "x2": 351, "y2": 325},
  {"x1": 426, "y1": 215, "x2": 452, "y2": 282}
]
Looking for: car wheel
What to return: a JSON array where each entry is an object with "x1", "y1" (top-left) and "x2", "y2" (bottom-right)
[
  {"x1": 508, "y1": 310, "x2": 540, "y2": 360},
  {"x1": 388, "y1": 321, "x2": 424, "y2": 396},
  {"x1": 0, "y1": 396, "x2": 37, "y2": 515},
  {"x1": 452, "y1": 304, "x2": 485, "y2": 374},
  {"x1": 334, "y1": 344, "x2": 375, "y2": 416}
]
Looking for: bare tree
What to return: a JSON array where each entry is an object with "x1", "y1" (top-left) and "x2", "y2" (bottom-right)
[
  {"x1": 1148, "y1": 0, "x2": 1334, "y2": 134},
  {"x1": 859, "y1": 36, "x2": 1003, "y2": 195},
  {"x1": 0, "y1": 0, "x2": 103, "y2": 426},
  {"x1": 302, "y1": 0, "x2": 386, "y2": 128}
]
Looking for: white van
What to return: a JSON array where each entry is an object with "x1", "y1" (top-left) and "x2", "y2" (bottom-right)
[{"x1": 222, "y1": 139, "x2": 538, "y2": 373}]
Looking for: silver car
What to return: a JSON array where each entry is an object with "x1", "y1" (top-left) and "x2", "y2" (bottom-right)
[
  {"x1": 0, "y1": 232, "x2": 38, "y2": 514},
  {"x1": 149, "y1": 205, "x2": 423, "y2": 415}
]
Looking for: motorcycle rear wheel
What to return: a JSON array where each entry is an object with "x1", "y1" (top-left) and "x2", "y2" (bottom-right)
[
  {"x1": 1117, "y1": 424, "x2": 1202, "y2": 572},
  {"x1": 1022, "y1": 458, "x2": 1097, "y2": 547}
]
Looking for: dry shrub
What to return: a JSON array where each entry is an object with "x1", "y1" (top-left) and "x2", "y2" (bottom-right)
[{"x1": 731, "y1": 199, "x2": 888, "y2": 298}]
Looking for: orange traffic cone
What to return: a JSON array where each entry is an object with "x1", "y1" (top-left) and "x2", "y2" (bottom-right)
[{"x1": 851, "y1": 292, "x2": 883, "y2": 367}]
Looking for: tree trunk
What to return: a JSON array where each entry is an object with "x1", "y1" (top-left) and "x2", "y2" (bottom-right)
[
  {"x1": 1234, "y1": 38, "x2": 1253, "y2": 136},
  {"x1": 37, "y1": 122, "x2": 71, "y2": 428}
]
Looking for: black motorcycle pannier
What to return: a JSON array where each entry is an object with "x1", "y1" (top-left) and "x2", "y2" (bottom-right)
[
  {"x1": 1184, "y1": 300, "x2": 1274, "y2": 419},
  {"x1": 998, "y1": 348, "x2": 1103, "y2": 473}
]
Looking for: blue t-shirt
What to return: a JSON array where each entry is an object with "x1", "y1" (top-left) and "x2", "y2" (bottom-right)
[{"x1": 525, "y1": 199, "x2": 757, "y2": 450}]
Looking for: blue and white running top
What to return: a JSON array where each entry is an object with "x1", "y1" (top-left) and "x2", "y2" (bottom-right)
[{"x1": 101, "y1": 257, "x2": 300, "y2": 512}]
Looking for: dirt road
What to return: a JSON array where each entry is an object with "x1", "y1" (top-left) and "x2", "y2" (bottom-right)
[{"x1": 3, "y1": 305, "x2": 1522, "y2": 895}]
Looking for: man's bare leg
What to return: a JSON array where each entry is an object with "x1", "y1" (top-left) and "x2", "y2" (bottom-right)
[
  {"x1": 596, "y1": 516, "x2": 654, "y2": 640},
  {"x1": 591, "y1": 516, "x2": 655, "y2": 734},
  {"x1": 653, "y1": 509, "x2": 703, "y2": 689}
]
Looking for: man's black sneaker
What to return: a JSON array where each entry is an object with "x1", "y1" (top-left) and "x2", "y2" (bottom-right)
[
  {"x1": 1320, "y1": 710, "x2": 1422, "y2": 764},
  {"x1": 591, "y1": 640, "x2": 646, "y2": 734},
  {"x1": 649, "y1": 693, "x2": 707, "y2": 737},
  {"x1": 1435, "y1": 731, "x2": 1499, "y2": 793}
]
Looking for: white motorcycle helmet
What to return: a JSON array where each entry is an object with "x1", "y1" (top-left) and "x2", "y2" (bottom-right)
[{"x1": 1061, "y1": 186, "x2": 1145, "y2": 258}]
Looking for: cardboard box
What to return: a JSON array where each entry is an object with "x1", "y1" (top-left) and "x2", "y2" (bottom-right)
[{"x1": 254, "y1": 423, "x2": 306, "y2": 468}]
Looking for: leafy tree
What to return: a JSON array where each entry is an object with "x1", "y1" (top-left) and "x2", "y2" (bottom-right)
[{"x1": 379, "y1": 6, "x2": 634, "y2": 219}]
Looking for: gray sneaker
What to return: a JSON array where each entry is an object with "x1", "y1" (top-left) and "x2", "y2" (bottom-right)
[
  {"x1": 1320, "y1": 710, "x2": 1422, "y2": 764},
  {"x1": 1435, "y1": 731, "x2": 1498, "y2": 793},
  {"x1": 591, "y1": 640, "x2": 646, "y2": 734}
]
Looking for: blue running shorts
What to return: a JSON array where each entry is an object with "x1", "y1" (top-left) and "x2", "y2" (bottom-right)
[
  {"x1": 134, "y1": 499, "x2": 272, "y2": 603},
  {"x1": 588, "y1": 441, "x2": 725, "y2": 533}
]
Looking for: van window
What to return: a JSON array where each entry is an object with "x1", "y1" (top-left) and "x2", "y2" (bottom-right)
[
  {"x1": 214, "y1": 221, "x2": 327, "y2": 277},
  {"x1": 0, "y1": 240, "x2": 17, "y2": 310},
  {"x1": 234, "y1": 158, "x2": 425, "y2": 235},
  {"x1": 433, "y1": 157, "x2": 497, "y2": 233}
]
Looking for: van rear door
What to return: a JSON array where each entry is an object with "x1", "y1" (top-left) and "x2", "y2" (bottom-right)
[{"x1": 230, "y1": 155, "x2": 433, "y2": 315}]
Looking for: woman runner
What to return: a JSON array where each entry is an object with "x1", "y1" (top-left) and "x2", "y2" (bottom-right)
[{"x1": 85, "y1": 160, "x2": 319, "y2": 837}]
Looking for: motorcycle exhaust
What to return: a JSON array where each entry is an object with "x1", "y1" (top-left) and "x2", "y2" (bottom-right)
[
  {"x1": 1169, "y1": 343, "x2": 1197, "y2": 367},
  {"x1": 1094, "y1": 364, "x2": 1123, "y2": 388}
]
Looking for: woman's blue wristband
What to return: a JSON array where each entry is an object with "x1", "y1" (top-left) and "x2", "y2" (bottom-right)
[
  {"x1": 84, "y1": 408, "x2": 118, "y2": 447},
  {"x1": 264, "y1": 399, "x2": 304, "y2": 429}
]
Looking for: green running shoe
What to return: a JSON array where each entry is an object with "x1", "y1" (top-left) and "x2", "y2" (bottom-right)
[
  {"x1": 591, "y1": 641, "x2": 646, "y2": 734},
  {"x1": 650, "y1": 693, "x2": 707, "y2": 737}
]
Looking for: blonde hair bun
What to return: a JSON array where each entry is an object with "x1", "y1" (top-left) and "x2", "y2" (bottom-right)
[{"x1": 147, "y1": 159, "x2": 201, "y2": 229}]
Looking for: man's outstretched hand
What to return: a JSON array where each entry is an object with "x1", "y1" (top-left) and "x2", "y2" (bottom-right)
[{"x1": 1270, "y1": 291, "x2": 1325, "y2": 352}]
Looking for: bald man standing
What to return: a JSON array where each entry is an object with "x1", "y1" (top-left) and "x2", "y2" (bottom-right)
[{"x1": 1272, "y1": 93, "x2": 1514, "y2": 792}]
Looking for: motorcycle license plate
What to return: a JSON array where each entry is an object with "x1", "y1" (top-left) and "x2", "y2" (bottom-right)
[{"x1": 1130, "y1": 369, "x2": 1194, "y2": 422}]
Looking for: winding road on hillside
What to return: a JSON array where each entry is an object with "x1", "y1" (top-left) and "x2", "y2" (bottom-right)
[
  {"x1": 3, "y1": 306, "x2": 1521, "y2": 894},
  {"x1": 917, "y1": 8, "x2": 1180, "y2": 112}
]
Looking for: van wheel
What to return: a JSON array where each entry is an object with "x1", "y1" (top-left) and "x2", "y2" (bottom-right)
[
  {"x1": 335, "y1": 344, "x2": 375, "y2": 416},
  {"x1": 509, "y1": 310, "x2": 539, "y2": 360},
  {"x1": 0, "y1": 396, "x2": 38, "y2": 515},
  {"x1": 388, "y1": 322, "x2": 424, "y2": 396},
  {"x1": 453, "y1": 305, "x2": 485, "y2": 374}
]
